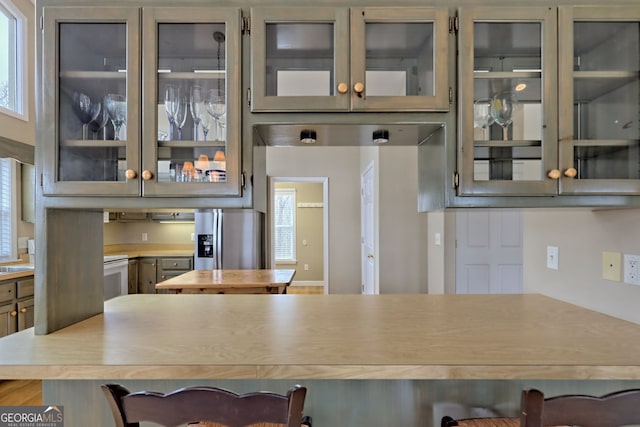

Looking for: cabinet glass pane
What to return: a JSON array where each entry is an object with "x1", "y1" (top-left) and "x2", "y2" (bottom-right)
[
  {"x1": 58, "y1": 23, "x2": 127, "y2": 182},
  {"x1": 472, "y1": 22, "x2": 544, "y2": 181},
  {"x1": 264, "y1": 23, "x2": 335, "y2": 97},
  {"x1": 364, "y1": 22, "x2": 434, "y2": 97},
  {"x1": 156, "y1": 23, "x2": 227, "y2": 183},
  {"x1": 571, "y1": 22, "x2": 640, "y2": 180}
]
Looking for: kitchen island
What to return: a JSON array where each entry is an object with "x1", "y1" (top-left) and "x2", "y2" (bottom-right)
[{"x1": 2, "y1": 294, "x2": 640, "y2": 426}]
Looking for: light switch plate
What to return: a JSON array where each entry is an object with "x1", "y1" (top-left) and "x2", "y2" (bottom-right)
[
  {"x1": 602, "y1": 251, "x2": 622, "y2": 282},
  {"x1": 546, "y1": 246, "x2": 559, "y2": 270}
]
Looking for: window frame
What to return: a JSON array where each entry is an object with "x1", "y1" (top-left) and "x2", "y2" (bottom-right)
[
  {"x1": 274, "y1": 187, "x2": 297, "y2": 264},
  {"x1": 0, "y1": 0, "x2": 28, "y2": 121},
  {"x1": 0, "y1": 157, "x2": 17, "y2": 262}
]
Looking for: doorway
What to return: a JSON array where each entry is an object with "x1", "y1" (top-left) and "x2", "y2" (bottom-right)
[
  {"x1": 269, "y1": 177, "x2": 329, "y2": 294},
  {"x1": 361, "y1": 162, "x2": 376, "y2": 294}
]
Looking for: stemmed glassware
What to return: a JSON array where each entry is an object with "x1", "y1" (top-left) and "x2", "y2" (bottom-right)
[
  {"x1": 200, "y1": 107, "x2": 213, "y2": 141},
  {"x1": 164, "y1": 85, "x2": 180, "y2": 140},
  {"x1": 87, "y1": 100, "x2": 109, "y2": 140},
  {"x1": 473, "y1": 98, "x2": 495, "y2": 141},
  {"x1": 174, "y1": 96, "x2": 188, "y2": 140},
  {"x1": 206, "y1": 89, "x2": 226, "y2": 141},
  {"x1": 104, "y1": 94, "x2": 127, "y2": 141},
  {"x1": 71, "y1": 91, "x2": 101, "y2": 140},
  {"x1": 189, "y1": 86, "x2": 205, "y2": 141},
  {"x1": 490, "y1": 91, "x2": 518, "y2": 140}
]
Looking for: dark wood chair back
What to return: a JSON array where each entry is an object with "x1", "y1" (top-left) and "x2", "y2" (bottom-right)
[
  {"x1": 521, "y1": 387, "x2": 640, "y2": 427},
  {"x1": 102, "y1": 383, "x2": 307, "y2": 427}
]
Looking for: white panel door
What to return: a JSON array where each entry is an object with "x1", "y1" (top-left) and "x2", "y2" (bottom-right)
[
  {"x1": 455, "y1": 209, "x2": 523, "y2": 294},
  {"x1": 361, "y1": 163, "x2": 375, "y2": 294}
]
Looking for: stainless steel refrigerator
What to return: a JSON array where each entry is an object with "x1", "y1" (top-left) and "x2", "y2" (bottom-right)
[{"x1": 193, "y1": 209, "x2": 265, "y2": 270}]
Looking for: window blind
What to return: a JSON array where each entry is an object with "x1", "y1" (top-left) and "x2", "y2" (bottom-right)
[
  {"x1": 274, "y1": 188, "x2": 296, "y2": 261},
  {"x1": 0, "y1": 158, "x2": 14, "y2": 261}
]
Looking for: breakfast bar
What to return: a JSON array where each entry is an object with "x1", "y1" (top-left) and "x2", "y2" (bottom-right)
[{"x1": 2, "y1": 294, "x2": 640, "y2": 426}]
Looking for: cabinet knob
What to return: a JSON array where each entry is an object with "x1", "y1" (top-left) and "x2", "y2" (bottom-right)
[
  {"x1": 10, "y1": 310, "x2": 17, "y2": 317},
  {"x1": 125, "y1": 169, "x2": 137, "y2": 180},
  {"x1": 337, "y1": 82, "x2": 348, "y2": 94},
  {"x1": 547, "y1": 169, "x2": 561, "y2": 180},
  {"x1": 141, "y1": 170, "x2": 154, "y2": 181},
  {"x1": 173, "y1": 263, "x2": 178, "y2": 266},
  {"x1": 353, "y1": 82, "x2": 365, "y2": 94},
  {"x1": 20, "y1": 308, "x2": 27, "y2": 313},
  {"x1": 564, "y1": 167, "x2": 578, "y2": 178}
]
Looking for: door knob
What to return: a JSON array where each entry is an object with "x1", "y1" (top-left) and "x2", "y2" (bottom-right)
[{"x1": 367, "y1": 254, "x2": 374, "y2": 259}]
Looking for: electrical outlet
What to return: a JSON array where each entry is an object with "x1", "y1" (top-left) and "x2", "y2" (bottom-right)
[
  {"x1": 304, "y1": 264, "x2": 309, "y2": 271},
  {"x1": 546, "y1": 246, "x2": 559, "y2": 270},
  {"x1": 623, "y1": 254, "x2": 640, "y2": 285},
  {"x1": 190, "y1": 233, "x2": 195, "y2": 242},
  {"x1": 141, "y1": 232, "x2": 148, "y2": 241},
  {"x1": 602, "y1": 251, "x2": 621, "y2": 282}
]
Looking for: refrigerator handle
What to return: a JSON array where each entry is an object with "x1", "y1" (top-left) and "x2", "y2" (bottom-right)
[{"x1": 213, "y1": 209, "x2": 222, "y2": 269}]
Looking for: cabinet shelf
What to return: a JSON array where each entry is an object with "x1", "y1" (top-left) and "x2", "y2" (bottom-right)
[
  {"x1": 157, "y1": 140, "x2": 225, "y2": 148},
  {"x1": 574, "y1": 71, "x2": 638, "y2": 102},
  {"x1": 158, "y1": 71, "x2": 225, "y2": 80},
  {"x1": 474, "y1": 139, "x2": 541, "y2": 148},
  {"x1": 571, "y1": 139, "x2": 639, "y2": 147},
  {"x1": 60, "y1": 71, "x2": 126, "y2": 79},
  {"x1": 61, "y1": 139, "x2": 126, "y2": 148}
]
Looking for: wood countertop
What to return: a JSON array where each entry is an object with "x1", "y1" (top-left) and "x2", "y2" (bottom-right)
[
  {"x1": 155, "y1": 269, "x2": 295, "y2": 293},
  {"x1": 1, "y1": 294, "x2": 640, "y2": 380}
]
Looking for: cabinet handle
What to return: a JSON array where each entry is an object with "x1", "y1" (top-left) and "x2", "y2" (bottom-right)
[
  {"x1": 141, "y1": 170, "x2": 154, "y2": 181},
  {"x1": 547, "y1": 169, "x2": 561, "y2": 180},
  {"x1": 173, "y1": 263, "x2": 177, "y2": 266},
  {"x1": 10, "y1": 311, "x2": 17, "y2": 317},
  {"x1": 353, "y1": 82, "x2": 365, "y2": 94},
  {"x1": 125, "y1": 169, "x2": 137, "y2": 180},
  {"x1": 564, "y1": 167, "x2": 578, "y2": 178},
  {"x1": 337, "y1": 82, "x2": 348, "y2": 94},
  {"x1": 20, "y1": 308, "x2": 27, "y2": 313}
]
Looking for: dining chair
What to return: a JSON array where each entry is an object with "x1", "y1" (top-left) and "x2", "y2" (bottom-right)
[
  {"x1": 102, "y1": 383, "x2": 307, "y2": 427},
  {"x1": 520, "y1": 387, "x2": 640, "y2": 427},
  {"x1": 441, "y1": 415, "x2": 518, "y2": 427}
]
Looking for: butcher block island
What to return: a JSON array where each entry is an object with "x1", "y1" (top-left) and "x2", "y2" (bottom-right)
[
  {"x1": 3, "y1": 294, "x2": 640, "y2": 426},
  {"x1": 155, "y1": 269, "x2": 296, "y2": 294}
]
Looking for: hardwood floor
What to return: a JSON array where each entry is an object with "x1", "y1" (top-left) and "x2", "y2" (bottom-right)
[{"x1": 0, "y1": 380, "x2": 42, "y2": 405}]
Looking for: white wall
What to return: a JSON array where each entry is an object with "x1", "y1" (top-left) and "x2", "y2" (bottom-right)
[
  {"x1": 523, "y1": 208, "x2": 640, "y2": 323},
  {"x1": 267, "y1": 146, "x2": 427, "y2": 294}
]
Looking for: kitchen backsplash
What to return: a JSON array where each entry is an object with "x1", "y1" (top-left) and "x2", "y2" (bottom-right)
[{"x1": 104, "y1": 221, "x2": 194, "y2": 246}]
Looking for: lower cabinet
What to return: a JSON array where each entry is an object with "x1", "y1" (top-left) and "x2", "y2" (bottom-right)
[
  {"x1": 0, "y1": 277, "x2": 35, "y2": 338},
  {"x1": 136, "y1": 256, "x2": 193, "y2": 294}
]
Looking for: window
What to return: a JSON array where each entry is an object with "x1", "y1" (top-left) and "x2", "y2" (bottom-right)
[
  {"x1": 0, "y1": 0, "x2": 27, "y2": 119},
  {"x1": 274, "y1": 188, "x2": 296, "y2": 262},
  {"x1": 0, "y1": 158, "x2": 17, "y2": 262}
]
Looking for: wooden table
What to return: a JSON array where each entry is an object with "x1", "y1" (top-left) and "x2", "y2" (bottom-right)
[
  {"x1": 155, "y1": 269, "x2": 296, "y2": 294},
  {"x1": 3, "y1": 294, "x2": 640, "y2": 426}
]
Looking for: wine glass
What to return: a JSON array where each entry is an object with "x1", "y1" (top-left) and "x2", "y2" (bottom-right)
[
  {"x1": 104, "y1": 94, "x2": 127, "y2": 141},
  {"x1": 174, "y1": 96, "x2": 188, "y2": 140},
  {"x1": 473, "y1": 98, "x2": 495, "y2": 140},
  {"x1": 200, "y1": 106, "x2": 213, "y2": 141},
  {"x1": 164, "y1": 85, "x2": 180, "y2": 140},
  {"x1": 87, "y1": 101, "x2": 109, "y2": 140},
  {"x1": 71, "y1": 91, "x2": 101, "y2": 140},
  {"x1": 490, "y1": 91, "x2": 518, "y2": 140},
  {"x1": 189, "y1": 86, "x2": 204, "y2": 141},
  {"x1": 206, "y1": 90, "x2": 226, "y2": 141}
]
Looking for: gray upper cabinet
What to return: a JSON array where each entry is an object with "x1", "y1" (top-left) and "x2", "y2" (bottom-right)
[
  {"x1": 458, "y1": 7, "x2": 558, "y2": 196},
  {"x1": 41, "y1": 6, "x2": 242, "y2": 197},
  {"x1": 558, "y1": 6, "x2": 640, "y2": 195},
  {"x1": 457, "y1": 6, "x2": 640, "y2": 198},
  {"x1": 250, "y1": 7, "x2": 449, "y2": 112}
]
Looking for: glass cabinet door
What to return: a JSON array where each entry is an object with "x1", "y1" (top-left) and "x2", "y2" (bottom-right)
[
  {"x1": 141, "y1": 8, "x2": 241, "y2": 197},
  {"x1": 349, "y1": 7, "x2": 449, "y2": 112},
  {"x1": 458, "y1": 7, "x2": 558, "y2": 196},
  {"x1": 558, "y1": 7, "x2": 640, "y2": 195},
  {"x1": 42, "y1": 7, "x2": 141, "y2": 196},
  {"x1": 250, "y1": 7, "x2": 350, "y2": 111}
]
